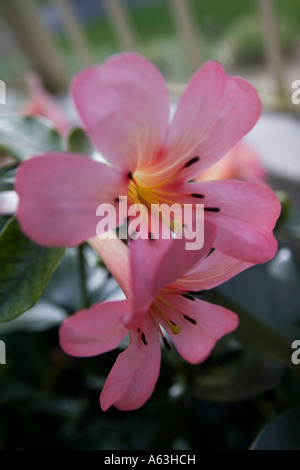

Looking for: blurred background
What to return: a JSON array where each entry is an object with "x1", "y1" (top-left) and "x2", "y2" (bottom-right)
[
  {"x1": 0, "y1": 0, "x2": 299, "y2": 99},
  {"x1": 0, "y1": 0, "x2": 300, "y2": 451}
]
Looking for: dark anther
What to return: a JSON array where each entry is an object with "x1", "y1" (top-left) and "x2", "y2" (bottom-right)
[
  {"x1": 184, "y1": 156, "x2": 200, "y2": 168},
  {"x1": 187, "y1": 290, "x2": 205, "y2": 295},
  {"x1": 170, "y1": 320, "x2": 177, "y2": 326},
  {"x1": 183, "y1": 314, "x2": 197, "y2": 325},
  {"x1": 128, "y1": 172, "x2": 133, "y2": 179},
  {"x1": 163, "y1": 337, "x2": 171, "y2": 351},
  {"x1": 204, "y1": 207, "x2": 220, "y2": 212},
  {"x1": 137, "y1": 327, "x2": 141, "y2": 333},
  {"x1": 114, "y1": 197, "x2": 120, "y2": 203},
  {"x1": 148, "y1": 232, "x2": 155, "y2": 241},
  {"x1": 141, "y1": 332, "x2": 148, "y2": 346},
  {"x1": 181, "y1": 293, "x2": 196, "y2": 301},
  {"x1": 191, "y1": 193, "x2": 205, "y2": 199}
]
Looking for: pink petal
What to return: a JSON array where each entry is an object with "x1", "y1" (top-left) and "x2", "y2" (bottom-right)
[
  {"x1": 158, "y1": 293, "x2": 238, "y2": 364},
  {"x1": 212, "y1": 218, "x2": 278, "y2": 264},
  {"x1": 23, "y1": 72, "x2": 71, "y2": 136},
  {"x1": 72, "y1": 52, "x2": 170, "y2": 173},
  {"x1": 171, "y1": 179, "x2": 281, "y2": 263},
  {"x1": 150, "y1": 61, "x2": 261, "y2": 185},
  {"x1": 16, "y1": 154, "x2": 129, "y2": 246},
  {"x1": 100, "y1": 315, "x2": 161, "y2": 411},
  {"x1": 59, "y1": 299, "x2": 130, "y2": 357},
  {"x1": 196, "y1": 141, "x2": 266, "y2": 183},
  {"x1": 125, "y1": 224, "x2": 216, "y2": 329},
  {"x1": 88, "y1": 236, "x2": 132, "y2": 299},
  {"x1": 171, "y1": 250, "x2": 254, "y2": 292}
]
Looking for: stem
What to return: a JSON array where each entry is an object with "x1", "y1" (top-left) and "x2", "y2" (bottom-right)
[{"x1": 78, "y1": 243, "x2": 89, "y2": 309}]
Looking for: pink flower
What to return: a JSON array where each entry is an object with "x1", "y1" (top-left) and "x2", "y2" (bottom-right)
[
  {"x1": 22, "y1": 72, "x2": 71, "y2": 136},
  {"x1": 59, "y1": 231, "x2": 253, "y2": 411},
  {"x1": 16, "y1": 53, "x2": 280, "y2": 263},
  {"x1": 195, "y1": 141, "x2": 266, "y2": 183}
]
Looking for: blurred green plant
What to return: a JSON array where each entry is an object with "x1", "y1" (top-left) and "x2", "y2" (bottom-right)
[{"x1": 220, "y1": 14, "x2": 298, "y2": 65}]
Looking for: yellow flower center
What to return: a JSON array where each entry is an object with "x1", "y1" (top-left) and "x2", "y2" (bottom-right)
[{"x1": 127, "y1": 174, "x2": 186, "y2": 233}]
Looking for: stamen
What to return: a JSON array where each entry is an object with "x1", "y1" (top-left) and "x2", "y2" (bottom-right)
[
  {"x1": 184, "y1": 156, "x2": 200, "y2": 168},
  {"x1": 141, "y1": 332, "x2": 148, "y2": 345},
  {"x1": 163, "y1": 337, "x2": 171, "y2": 351},
  {"x1": 191, "y1": 193, "x2": 205, "y2": 199},
  {"x1": 153, "y1": 302, "x2": 181, "y2": 335},
  {"x1": 114, "y1": 197, "x2": 120, "y2": 203},
  {"x1": 128, "y1": 183, "x2": 138, "y2": 201},
  {"x1": 128, "y1": 172, "x2": 133, "y2": 179},
  {"x1": 187, "y1": 290, "x2": 205, "y2": 295},
  {"x1": 204, "y1": 207, "x2": 220, "y2": 212},
  {"x1": 183, "y1": 314, "x2": 197, "y2": 325},
  {"x1": 158, "y1": 294, "x2": 198, "y2": 326},
  {"x1": 181, "y1": 293, "x2": 196, "y2": 301},
  {"x1": 148, "y1": 232, "x2": 155, "y2": 241}
]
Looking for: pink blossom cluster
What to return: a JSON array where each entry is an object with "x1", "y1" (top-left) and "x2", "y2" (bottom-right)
[{"x1": 14, "y1": 53, "x2": 280, "y2": 410}]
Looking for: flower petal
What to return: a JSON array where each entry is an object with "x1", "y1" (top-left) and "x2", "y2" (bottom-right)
[
  {"x1": 72, "y1": 52, "x2": 170, "y2": 173},
  {"x1": 158, "y1": 293, "x2": 238, "y2": 364},
  {"x1": 171, "y1": 249, "x2": 253, "y2": 292},
  {"x1": 100, "y1": 315, "x2": 161, "y2": 411},
  {"x1": 23, "y1": 72, "x2": 71, "y2": 136},
  {"x1": 16, "y1": 153, "x2": 129, "y2": 246},
  {"x1": 59, "y1": 299, "x2": 130, "y2": 357},
  {"x1": 171, "y1": 179, "x2": 281, "y2": 263},
  {"x1": 125, "y1": 224, "x2": 216, "y2": 329},
  {"x1": 150, "y1": 61, "x2": 261, "y2": 185},
  {"x1": 195, "y1": 141, "x2": 266, "y2": 183},
  {"x1": 88, "y1": 236, "x2": 131, "y2": 299}
]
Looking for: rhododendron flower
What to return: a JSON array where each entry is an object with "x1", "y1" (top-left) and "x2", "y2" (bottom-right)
[
  {"x1": 60, "y1": 230, "x2": 254, "y2": 411},
  {"x1": 16, "y1": 53, "x2": 280, "y2": 263},
  {"x1": 196, "y1": 141, "x2": 266, "y2": 183}
]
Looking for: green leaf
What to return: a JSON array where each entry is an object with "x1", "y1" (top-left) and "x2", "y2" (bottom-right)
[
  {"x1": 0, "y1": 182, "x2": 14, "y2": 191},
  {"x1": 250, "y1": 407, "x2": 300, "y2": 450},
  {"x1": 66, "y1": 127, "x2": 93, "y2": 156},
  {"x1": 0, "y1": 115, "x2": 64, "y2": 161},
  {"x1": 0, "y1": 218, "x2": 65, "y2": 322},
  {"x1": 0, "y1": 162, "x2": 18, "y2": 179},
  {"x1": 0, "y1": 300, "x2": 67, "y2": 333},
  {"x1": 202, "y1": 289, "x2": 300, "y2": 382},
  {"x1": 216, "y1": 261, "x2": 300, "y2": 343},
  {"x1": 0, "y1": 144, "x2": 20, "y2": 161},
  {"x1": 0, "y1": 159, "x2": 18, "y2": 191},
  {"x1": 192, "y1": 343, "x2": 284, "y2": 402},
  {"x1": 0, "y1": 215, "x2": 11, "y2": 232}
]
